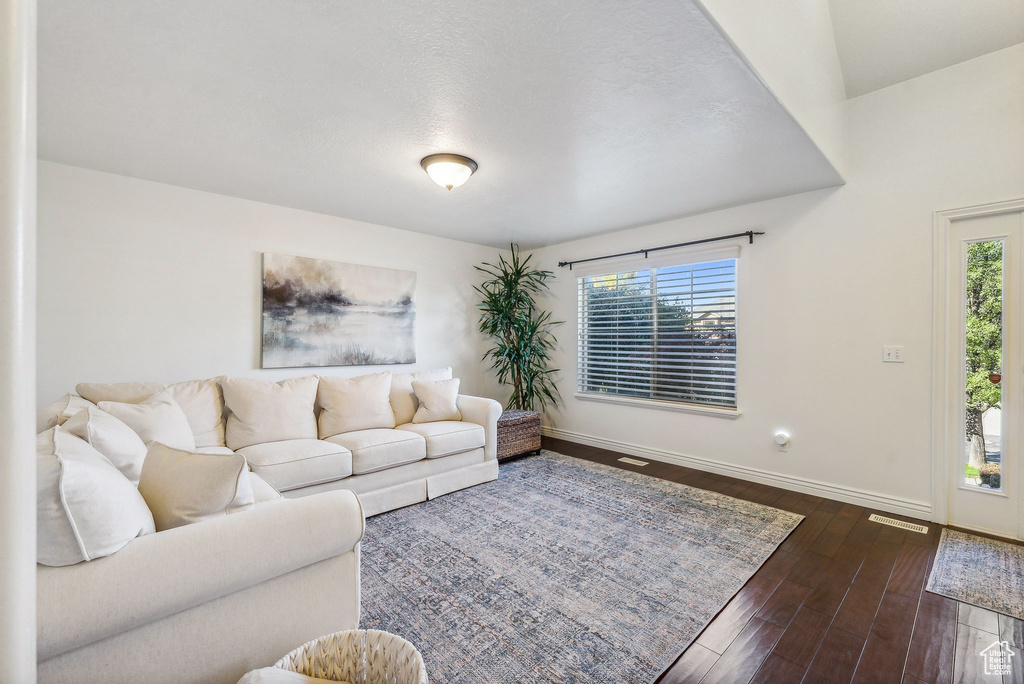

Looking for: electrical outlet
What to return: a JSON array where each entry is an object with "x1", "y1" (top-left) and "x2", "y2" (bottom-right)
[{"x1": 882, "y1": 346, "x2": 905, "y2": 363}]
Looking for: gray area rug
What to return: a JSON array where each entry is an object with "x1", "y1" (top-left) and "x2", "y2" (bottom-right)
[
  {"x1": 927, "y1": 528, "x2": 1024, "y2": 620},
  {"x1": 360, "y1": 451, "x2": 803, "y2": 683}
]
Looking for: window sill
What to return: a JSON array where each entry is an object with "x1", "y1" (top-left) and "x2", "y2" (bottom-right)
[
  {"x1": 573, "y1": 392, "x2": 742, "y2": 419},
  {"x1": 957, "y1": 484, "x2": 1008, "y2": 499}
]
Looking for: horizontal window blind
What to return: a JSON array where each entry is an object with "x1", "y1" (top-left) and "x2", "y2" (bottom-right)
[{"x1": 577, "y1": 259, "x2": 737, "y2": 407}]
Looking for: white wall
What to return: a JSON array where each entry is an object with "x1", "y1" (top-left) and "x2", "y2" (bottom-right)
[
  {"x1": 530, "y1": 44, "x2": 1024, "y2": 516},
  {"x1": 37, "y1": 162, "x2": 504, "y2": 404},
  {"x1": 697, "y1": 0, "x2": 849, "y2": 177}
]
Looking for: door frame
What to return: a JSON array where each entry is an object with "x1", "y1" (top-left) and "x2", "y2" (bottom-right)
[{"x1": 931, "y1": 198, "x2": 1024, "y2": 535}]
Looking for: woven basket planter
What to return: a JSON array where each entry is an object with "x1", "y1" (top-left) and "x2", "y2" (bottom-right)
[
  {"x1": 496, "y1": 409, "x2": 542, "y2": 460},
  {"x1": 274, "y1": 629, "x2": 427, "y2": 684}
]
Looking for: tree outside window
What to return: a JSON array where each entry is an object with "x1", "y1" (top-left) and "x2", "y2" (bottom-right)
[{"x1": 964, "y1": 240, "x2": 1002, "y2": 486}]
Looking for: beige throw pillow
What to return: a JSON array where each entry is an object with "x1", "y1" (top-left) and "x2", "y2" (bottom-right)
[
  {"x1": 318, "y1": 372, "x2": 395, "y2": 438},
  {"x1": 222, "y1": 376, "x2": 319, "y2": 450},
  {"x1": 165, "y1": 377, "x2": 227, "y2": 448},
  {"x1": 62, "y1": 406, "x2": 148, "y2": 485},
  {"x1": 99, "y1": 391, "x2": 197, "y2": 451},
  {"x1": 411, "y1": 378, "x2": 462, "y2": 423},
  {"x1": 37, "y1": 428, "x2": 155, "y2": 566},
  {"x1": 138, "y1": 443, "x2": 255, "y2": 531},
  {"x1": 36, "y1": 394, "x2": 95, "y2": 433},
  {"x1": 76, "y1": 381, "x2": 165, "y2": 404},
  {"x1": 390, "y1": 367, "x2": 453, "y2": 425}
]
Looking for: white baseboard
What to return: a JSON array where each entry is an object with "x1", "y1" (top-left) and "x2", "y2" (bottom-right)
[
  {"x1": 542, "y1": 426, "x2": 933, "y2": 521},
  {"x1": 944, "y1": 520, "x2": 1024, "y2": 542}
]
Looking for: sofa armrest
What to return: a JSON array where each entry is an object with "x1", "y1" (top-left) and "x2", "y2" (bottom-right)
[
  {"x1": 457, "y1": 394, "x2": 503, "y2": 461},
  {"x1": 38, "y1": 489, "x2": 364, "y2": 661}
]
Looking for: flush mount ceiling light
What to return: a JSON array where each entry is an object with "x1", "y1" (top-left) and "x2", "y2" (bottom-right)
[{"x1": 420, "y1": 153, "x2": 478, "y2": 190}]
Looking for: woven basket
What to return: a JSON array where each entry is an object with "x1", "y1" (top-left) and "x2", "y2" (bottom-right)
[
  {"x1": 496, "y1": 409, "x2": 542, "y2": 460},
  {"x1": 274, "y1": 629, "x2": 427, "y2": 684}
]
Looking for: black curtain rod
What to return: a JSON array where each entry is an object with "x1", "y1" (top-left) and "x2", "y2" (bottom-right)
[{"x1": 557, "y1": 230, "x2": 765, "y2": 270}]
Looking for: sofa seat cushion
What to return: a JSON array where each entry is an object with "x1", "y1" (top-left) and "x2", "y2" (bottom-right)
[
  {"x1": 395, "y1": 421, "x2": 485, "y2": 458},
  {"x1": 236, "y1": 439, "x2": 352, "y2": 492},
  {"x1": 325, "y1": 429, "x2": 426, "y2": 475}
]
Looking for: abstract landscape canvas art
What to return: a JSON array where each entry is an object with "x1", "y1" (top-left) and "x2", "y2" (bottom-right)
[{"x1": 261, "y1": 253, "x2": 416, "y2": 368}]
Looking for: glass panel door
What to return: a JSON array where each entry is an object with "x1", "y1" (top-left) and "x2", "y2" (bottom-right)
[
  {"x1": 963, "y1": 240, "x2": 1004, "y2": 491},
  {"x1": 946, "y1": 210, "x2": 1021, "y2": 540}
]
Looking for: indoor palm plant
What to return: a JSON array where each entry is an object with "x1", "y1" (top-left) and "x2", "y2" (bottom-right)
[{"x1": 475, "y1": 244, "x2": 561, "y2": 412}]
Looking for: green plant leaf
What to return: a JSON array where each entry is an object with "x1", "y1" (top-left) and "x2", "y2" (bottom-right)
[{"x1": 475, "y1": 243, "x2": 562, "y2": 412}]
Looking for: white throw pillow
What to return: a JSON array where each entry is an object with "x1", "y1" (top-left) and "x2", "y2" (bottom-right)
[
  {"x1": 138, "y1": 443, "x2": 255, "y2": 531},
  {"x1": 61, "y1": 406, "x2": 148, "y2": 485},
  {"x1": 98, "y1": 391, "x2": 197, "y2": 451},
  {"x1": 318, "y1": 372, "x2": 395, "y2": 438},
  {"x1": 165, "y1": 377, "x2": 227, "y2": 448},
  {"x1": 76, "y1": 381, "x2": 166, "y2": 404},
  {"x1": 411, "y1": 378, "x2": 462, "y2": 423},
  {"x1": 390, "y1": 367, "x2": 452, "y2": 425},
  {"x1": 222, "y1": 376, "x2": 319, "y2": 450},
  {"x1": 37, "y1": 428, "x2": 155, "y2": 566},
  {"x1": 36, "y1": 394, "x2": 95, "y2": 433},
  {"x1": 237, "y1": 668, "x2": 332, "y2": 684}
]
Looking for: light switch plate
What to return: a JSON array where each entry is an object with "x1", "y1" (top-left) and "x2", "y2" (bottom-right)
[{"x1": 883, "y1": 346, "x2": 905, "y2": 363}]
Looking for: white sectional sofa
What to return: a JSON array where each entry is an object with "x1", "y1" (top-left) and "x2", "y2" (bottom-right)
[
  {"x1": 35, "y1": 367, "x2": 502, "y2": 684},
  {"x1": 38, "y1": 490, "x2": 364, "y2": 684},
  {"x1": 47, "y1": 366, "x2": 503, "y2": 516}
]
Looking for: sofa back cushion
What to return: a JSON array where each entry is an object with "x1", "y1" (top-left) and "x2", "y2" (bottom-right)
[
  {"x1": 36, "y1": 394, "x2": 95, "y2": 434},
  {"x1": 389, "y1": 367, "x2": 452, "y2": 425},
  {"x1": 76, "y1": 381, "x2": 166, "y2": 404},
  {"x1": 317, "y1": 372, "x2": 395, "y2": 438},
  {"x1": 222, "y1": 376, "x2": 319, "y2": 450},
  {"x1": 164, "y1": 377, "x2": 227, "y2": 448},
  {"x1": 37, "y1": 428, "x2": 155, "y2": 566},
  {"x1": 99, "y1": 391, "x2": 197, "y2": 451},
  {"x1": 61, "y1": 406, "x2": 148, "y2": 485},
  {"x1": 138, "y1": 443, "x2": 255, "y2": 531},
  {"x1": 411, "y1": 378, "x2": 463, "y2": 423},
  {"x1": 76, "y1": 379, "x2": 228, "y2": 449}
]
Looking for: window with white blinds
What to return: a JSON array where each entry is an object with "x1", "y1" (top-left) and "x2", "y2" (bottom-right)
[{"x1": 577, "y1": 258, "x2": 737, "y2": 408}]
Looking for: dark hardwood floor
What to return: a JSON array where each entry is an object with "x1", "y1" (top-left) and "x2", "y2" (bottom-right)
[{"x1": 540, "y1": 436, "x2": 1024, "y2": 684}]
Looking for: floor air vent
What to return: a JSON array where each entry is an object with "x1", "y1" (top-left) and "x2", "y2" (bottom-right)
[
  {"x1": 868, "y1": 514, "x2": 928, "y2": 534},
  {"x1": 617, "y1": 457, "x2": 649, "y2": 466}
]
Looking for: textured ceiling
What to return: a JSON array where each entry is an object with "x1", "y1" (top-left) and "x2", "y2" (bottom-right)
[
  {"x1": 39, "y1": 1, "x2": 842, "y2": 248},
  {"x1": 829, "y1": 0, "x2": 1024, "y2": 97}
]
